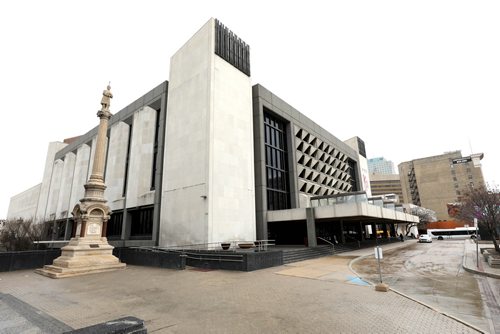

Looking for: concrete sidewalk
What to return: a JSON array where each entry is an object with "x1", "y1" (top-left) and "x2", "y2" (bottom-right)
[
  {"x1": 0, "y1": 241, "x2": 483, "y2": 334},
  {"x1": 462, "y1": 239, "x2": 500, "y2": 279}
]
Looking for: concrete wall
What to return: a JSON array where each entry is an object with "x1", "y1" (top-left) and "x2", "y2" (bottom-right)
[
  {"x1": 45, "y1": 159, "x2": 64, "y2": 220},
  {"x1": 55, "y1": 152, "x2": 76, "y2": 218},
  {"x1": 399, "y1": 151, "x2": 485, "y2": 220},
  {"x1": 104, "y1": 121, "x2": 130, "y2": 210},
  {"x1": 161, "y1": 19, "x2": 212, "y2": 246},
  {"x1": 358, "y1": 155, "x2": 371, "y2": 197},
  {"x1": 370, "y1": 174, "x2": 404, "y2": 200},
  {"x1": 69, "y1": 144, "x2": 91, "y2": 211},
  {"x1": 209, "y1": 54, "x2": 256, "y2": 243},
  {"x1": 252, "y1": 84, "x2": 361, "y2": 240},
  {"x1": 344, "y1": 136, "x2": 368, "y2": 195},
  {"x1": 34, "y1": 142, "x2": 67, "y2": 221},
  {"x1": 125, "y1": 107, "x2": 156, "y2": 208},
  {"x1": 160, "y1": 18, "x2": 256, "y2": 246},
  {"x1": 7, "y1": 184, "x2": 41, "y2": 220},
  {"x1": 8, "y1": 81, "x2": 166, "y2": 248}
]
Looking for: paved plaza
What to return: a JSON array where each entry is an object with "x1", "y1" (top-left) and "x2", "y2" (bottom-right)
[{"x1": 0, "y1": 241, "x2": 495, "y2": 333}]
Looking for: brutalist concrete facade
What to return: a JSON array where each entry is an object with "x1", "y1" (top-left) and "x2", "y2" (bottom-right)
[
  {"x1": 8, "y1": 19, "x2": 364, "y2": 248},
  {"x1": 252, "y1": 84, "x2": 361, "y2": 240}
]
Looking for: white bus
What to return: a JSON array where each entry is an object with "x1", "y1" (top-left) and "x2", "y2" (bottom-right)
[{"x1": 427, "y1": 227, "x2": 477, "y2": 240}]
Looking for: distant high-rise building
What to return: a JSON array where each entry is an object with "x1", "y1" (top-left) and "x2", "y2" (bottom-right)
[
  {"x1": 368, "y1": 157, "x2": 395, "y2": 175},
  {"x1": 398, "y1": 151, "x2": 485, "y2": 220},
  {"x1": 370, "y1": 174, "x2": 403, "y2": 202}
]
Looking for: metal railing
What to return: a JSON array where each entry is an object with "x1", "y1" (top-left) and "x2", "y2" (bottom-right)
[
  {"x1": 132, "y1": 239, "x2": 276, "y2": 263},
  {"x1": 317, "y1": 237, "x2": 335, "y2": 247},
  {"x1": 33, "y1": 240, "x2": 69, "y2": 250},
  {"x1": 344, "y1": 235, "x2": 361, "y2": 248},
  {"x1": 149, "y1": 240, "x2": 276, "y2": 252}
]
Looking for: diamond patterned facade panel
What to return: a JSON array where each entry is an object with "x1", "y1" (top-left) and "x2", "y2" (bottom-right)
[{"x1": 294, "y1": 126, "x2": 353, "y2": 196}]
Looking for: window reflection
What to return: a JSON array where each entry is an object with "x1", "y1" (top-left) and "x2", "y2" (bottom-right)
[{"x1": 264, "y1": 111, "x2": 290, "y2": 210}]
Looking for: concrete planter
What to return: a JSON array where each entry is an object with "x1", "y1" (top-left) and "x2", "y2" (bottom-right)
[
  {"x1": 487, "y1": 254, "x2": 500, "y2": 269},
  {"x1": 113, "y1": 248, "x2": 186, "y2": 270},
  {"x1": 0, "y1": 250, "x2": 61, "y2": 272}
]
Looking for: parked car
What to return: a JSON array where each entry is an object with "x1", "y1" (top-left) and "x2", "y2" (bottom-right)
[{"x1": 418, "y1": 234, "x2": 432, "y2": 243}]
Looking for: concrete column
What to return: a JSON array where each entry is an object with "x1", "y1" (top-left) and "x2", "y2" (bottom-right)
[
  {"x1": 89, "y1": 117, "x2": 109, "y2": 182},
  {"x1": 104, "y1": 121, "x2": 130, "y2": 211},
  {"x1": 46, "y1": 159, "x2": 64, "y2": 220},
  {"x1": 122, "y1": 211, "x2": 131, "y2": 240},
  {"x1": 160, "y1": 18, "x2": 255, "y2": 247},
  {"x1": 390, "y1": 224, "x2": 396, "y2": 237},
  {"x1": 125, "y1": 107, "x2": 156, "y2": 208},
  {"x1": 35, "y1": 142, "x2": 68, "y2": 221},
  {"x1": 340, "y1": 220, "x2": 346, "y2": 243},
  {"x1": 359, "y1": 221, "x2": 365, "y2": 241},
  {"x1": 64, "y1": 219, "x2": 72, "y2": 240},
  {"x1": 306, "y1": 207, "x2": 317, "y2": 247},
  {"x1": 69, "y1": 144, "x2": 91, "y2": 207},
  {"x1": 152, "y1": 92, "x2": 168, "y2": 245},
  {"x1": 56, "y1": 152, "x2": 76, "y2": 219}
]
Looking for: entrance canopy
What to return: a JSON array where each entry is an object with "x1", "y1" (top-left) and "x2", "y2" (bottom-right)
[
  {"x1": 267, "y1": 192, "x2": 419, "y2": 246},
  {"x1": 268, "y1": 192, "x2": 418, "y2": 224}
]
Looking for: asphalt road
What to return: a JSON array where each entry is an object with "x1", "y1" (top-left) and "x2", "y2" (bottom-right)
[{"x1": 352, "y1": 239, "x2": 500, "y2": 333}]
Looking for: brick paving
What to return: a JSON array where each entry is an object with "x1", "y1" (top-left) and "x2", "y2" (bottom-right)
[{"x1": 0, "y1": 256, "x2": 482, "y2": 334}]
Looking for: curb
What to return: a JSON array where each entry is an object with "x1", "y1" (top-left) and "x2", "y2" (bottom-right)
[
  {"x1": 462, "y1": 240, "x2": 500, "y2": 279},
  {"x1": 347, "y1": 241, "x2": 414, "y2": 283},
  {"x1": 348, "y1": 243, "x2": 486, "y2": 334}
]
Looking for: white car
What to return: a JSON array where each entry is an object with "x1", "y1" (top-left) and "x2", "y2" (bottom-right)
[{"x1": 418, "y1": 234, "x2": 432, "y2": 243}]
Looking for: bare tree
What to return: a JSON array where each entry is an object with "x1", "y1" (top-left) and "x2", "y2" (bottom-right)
[
  {"x1": 0, "y1": 218, "x2": 51, "y2": 251},
  {"x1": 458, "y1": 185, "x2": 500, "y2": 253}
]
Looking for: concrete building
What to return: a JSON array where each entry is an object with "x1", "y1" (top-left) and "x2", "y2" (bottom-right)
[
  {"x1": 399, "y1": 151, "x2": 485, "y2": 220},
  {"x1": 370, "y1": 174, "x2": 403, "y2": 202},
  {"x1": 368, "y1": 157, "x2": 395, "y2": 175},
  {"x1": 345, "y1": 137, "x2": 371, "y2": 197},
  {"x1": 8, "y1": 18, "x2": 417, "y2": 248}
]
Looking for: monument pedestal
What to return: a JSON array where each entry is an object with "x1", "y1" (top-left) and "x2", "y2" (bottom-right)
[{"x1": 36, "y1": 237, "x2": 125, "y2": 278}]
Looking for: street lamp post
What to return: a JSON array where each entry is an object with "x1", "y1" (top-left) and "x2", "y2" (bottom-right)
[{"x1": 474, "y1": 218, "x2": 479, "y2": 268}]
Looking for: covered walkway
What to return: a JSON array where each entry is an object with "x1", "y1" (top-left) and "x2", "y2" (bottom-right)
[{"x1": 267, "y1": 192, "x2": 419, "y2": 247}]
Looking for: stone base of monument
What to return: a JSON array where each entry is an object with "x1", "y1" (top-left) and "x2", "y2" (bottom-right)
[{"x1": 35, "y1": 237, "x2": 126, "y2": 279}]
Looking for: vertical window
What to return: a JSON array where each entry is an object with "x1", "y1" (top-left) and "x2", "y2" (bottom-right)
[
  {"x1": 151, "y1": 108, "x2": 161, "y2": 190},
  {"x1": 107, "y1": 211, "x2": 123, "y2": 239},
  {"x1": 264, "y1": 111, "x2": 290, "y2": 210},
  {"x1": 347, "y1": 159, "x2": 358, "y2": 191},
  {"x1": 130, "y1": 206, "x2": 153, "y2": 239},
  {"x1": 122, "y1": 123, "x2": 133, "y2": 197}
]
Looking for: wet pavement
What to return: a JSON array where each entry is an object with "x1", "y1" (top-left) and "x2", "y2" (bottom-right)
[
  {"x1": 464, "y1": 240, "x2": 500, "y2": 333},
  {"x1": 351, "y1": 239, "x2": 500, "y2": 333}
]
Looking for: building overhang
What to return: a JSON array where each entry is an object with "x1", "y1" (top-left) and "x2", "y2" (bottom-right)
[{"x1": 267, "y1": 202, "x2": 419, "y2": 224}]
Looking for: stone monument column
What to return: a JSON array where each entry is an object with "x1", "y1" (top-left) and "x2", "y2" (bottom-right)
[{"x1": 36, "y1": 85, "x2": 126, "y2": 278}]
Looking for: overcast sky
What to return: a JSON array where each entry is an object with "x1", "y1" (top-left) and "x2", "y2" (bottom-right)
[{"x1": 1, "y1": 0, "x2": 499, "y2": 218}]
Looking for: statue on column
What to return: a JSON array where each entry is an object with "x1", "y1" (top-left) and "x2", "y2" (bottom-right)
[
  {"x1": 35, "y1": 82, "x2": 125, "y2": 278},
  {"x1": 100, "y1": 84, "x2": 113, "y2": 111}
]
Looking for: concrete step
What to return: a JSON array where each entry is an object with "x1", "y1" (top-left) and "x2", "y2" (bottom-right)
[{"x1": 282, "y1": 246, "x2": 334, "y2": 264}]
